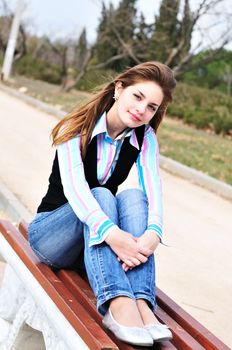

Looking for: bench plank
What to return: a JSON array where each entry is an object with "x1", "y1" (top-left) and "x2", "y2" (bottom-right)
[
  {"x1": 0, "y1": 220, "x2": 118, "y2": 350},
  {"x1": 2, "y1": 219, "x2": 230, "y2": 350},
  {"x1": 156, "y1": 289, "x2": 230, "y2": 350}
]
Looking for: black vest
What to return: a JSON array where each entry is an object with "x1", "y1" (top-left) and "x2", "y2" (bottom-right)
[{"x1": 37, "y1": 125, "x2": 145, "y2": 213}]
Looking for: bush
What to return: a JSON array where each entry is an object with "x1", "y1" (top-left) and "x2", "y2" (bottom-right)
[
  {"x1": 168, "y1": 82, "x2": 232, "y2": 135},
  {"x1": 76, "y1": 68, "x2": 117, "y2": 92},
  {"x1": 212, "y1": 107, "x2": 232, "y2": 134},
  {"x1": 15, "y1": 55, "x2": 62, "y2": 84}
]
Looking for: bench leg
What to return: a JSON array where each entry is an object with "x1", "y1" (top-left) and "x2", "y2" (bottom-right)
[{"x1": 0, "y1": 265, "x2": 68, "y2": 350}]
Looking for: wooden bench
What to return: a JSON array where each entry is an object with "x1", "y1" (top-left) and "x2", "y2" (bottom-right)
[{"x1": 0, "y1": 219, "x2": 230, "y2": 350}]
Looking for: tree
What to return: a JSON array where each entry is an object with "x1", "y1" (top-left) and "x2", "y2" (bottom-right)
[
  {"x1": 61, "y1": 0, "x2": 232, "y2": 91},
  {"x1": 76, "y1": 28, "x2": 88, "y2": 70},
  {"x1": 133, "y1": 13, "x2": 152, "y2": 61},
  {"x1": 171, "y1": 0, "x2": 231, "y2": 76},
  {"x1": 150, "y1": 0, "x2": 180, "y2": 62},
  {"x1": 181, "y1": 49, "x2": 232, "y2": 94},
  {"x1": 94, "y1": 0, "x2": 138, "y2": 71},
  {"x1": 62, "y1": 28, "x2": 89, "y2": 91},
  {"x1": 0, "y1": 1, "x2": 27, "y2": 65}
]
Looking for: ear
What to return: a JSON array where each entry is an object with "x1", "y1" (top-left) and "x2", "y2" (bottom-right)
[{"x1": 115, "y1": 81, "x2": 123, "y2": 97}]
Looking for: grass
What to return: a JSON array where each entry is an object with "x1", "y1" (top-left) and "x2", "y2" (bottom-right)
[
  {"x1": 4, "y1": 75, "x2": 232, "y2": 185},
  {"x1": 4, "y1": 75, "x2": 91, "y2": 112},
  {"x1": 158, "y1": 118, "x2": 232, "y2": 185}
]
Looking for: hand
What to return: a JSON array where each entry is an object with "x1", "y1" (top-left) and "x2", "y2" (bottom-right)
[
  {"x1": 121, "y1": 231, "x2": 160, "y2": 271},
  {"x1": 137, "y1": 231, "x2": 160, "y2": 253},
  {"x1": 105, "y1": 227, "x2": 152, "y2": 268}
]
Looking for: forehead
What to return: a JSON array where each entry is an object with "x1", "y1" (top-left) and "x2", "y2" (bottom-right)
[{"x1": 127, "y1": 80, "x2": 164, "y2": 104}]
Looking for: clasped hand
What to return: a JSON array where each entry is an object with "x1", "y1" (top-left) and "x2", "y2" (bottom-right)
[{"x1": 105, "y1": 228, "x2": 159, "y2": 272}]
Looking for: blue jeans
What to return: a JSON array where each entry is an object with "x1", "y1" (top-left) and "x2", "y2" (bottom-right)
[{"x1": 28, "y1": 188, "x2": 156, "y2": 315}]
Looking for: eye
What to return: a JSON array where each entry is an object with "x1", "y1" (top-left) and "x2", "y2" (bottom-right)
[
  {"x1": 148, "y1": 105, "x2": 157, "y2": 112},
  {"x1": 133, "y1": 93, "x2": 141, "y2": 100}
]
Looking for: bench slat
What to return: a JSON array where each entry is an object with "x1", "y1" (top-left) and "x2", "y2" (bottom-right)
[
  {"x1": 156, "y1": 288, "x2": 230, "y2": 350},
  {"x1": 58, "y1": 269, "x2": 178, "y2": 350},
  {"x1": 156, "y1": 307, "x2": 205, "y2": 350},
  {"x1": 0, "y1": 220, "x2": 118, "y2": 350},
  {"x1": 16, "y1": 220, "x2": 230, "y2": 350},
  {"x1": 58, "y1": 269, "x2": 205, "y2": 350}
]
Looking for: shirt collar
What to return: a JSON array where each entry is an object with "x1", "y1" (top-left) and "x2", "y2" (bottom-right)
[
  {"x1": 91, "y1": 112, "x2": 108, "y2": 140},
  {"x1": 91, "y1": 112, "x2": 140, "y2": 150}
]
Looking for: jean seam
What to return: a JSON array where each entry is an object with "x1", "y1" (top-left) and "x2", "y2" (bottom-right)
[
  {"x1": 149, "y1": 255, "x2": 155, "y2": 301},
  {"x1": 96, "y1": 244, "x2": 109, "y2": 300},
  {"x1": 30, "y1": 245, "x2": 61, "y2": 269}
]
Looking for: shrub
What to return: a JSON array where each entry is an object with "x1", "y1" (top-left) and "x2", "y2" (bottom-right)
[
  {"x1": 76, "y1": 69, "x2": 116, "y2": 92},
  {"x1": 15, "y1": 55, "x2": 62, "y2": 84},
  {"x1": 168, "y1": 82, "x2": 232, "y2": 135}
]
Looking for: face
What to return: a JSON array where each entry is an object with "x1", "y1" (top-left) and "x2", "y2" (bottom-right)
[{"x1": 114, "y1": 80, "x2": 164, "y2": 129}]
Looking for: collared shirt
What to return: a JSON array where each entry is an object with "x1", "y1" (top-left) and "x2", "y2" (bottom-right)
[{"x1": 58, "y1": 112, "x2": 163, "y2": 246}]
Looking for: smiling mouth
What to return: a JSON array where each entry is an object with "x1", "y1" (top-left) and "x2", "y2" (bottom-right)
[{"x1": 129, "y1": 112, "x2": 141, "y2": 122}]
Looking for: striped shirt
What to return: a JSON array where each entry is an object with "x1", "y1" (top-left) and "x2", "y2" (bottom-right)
[{"x1": 57, "y1": 112, "x2": 163, "y2": 246}]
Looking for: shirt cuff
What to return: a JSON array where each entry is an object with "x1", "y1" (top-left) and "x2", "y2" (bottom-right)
[
  {"x1": 146, "y1": 224, "x2": 163, "y2": 244},
  {"x1": 88, "y1": 221, "x2": 117, "y2": 247}
]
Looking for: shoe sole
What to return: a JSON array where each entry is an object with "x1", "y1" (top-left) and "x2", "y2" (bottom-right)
[{"x1": 154, "y1": 336, "x2": 173, "y2": 343}]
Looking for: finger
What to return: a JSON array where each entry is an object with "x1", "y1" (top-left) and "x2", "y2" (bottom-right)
[
  {"x1": 136, "y1": 253, "x2": 148, "y2": 263},
  {"x1": 138, "y1": 246, "x2": 153, "y2": 257},
  {"x1": 122, "y1": 263, "x2": 129, "y2": 272},
  {"x1": 124, "y1": 259, "x2": 134, "y2": 268},
  {"x1": 130, "y1": 257, "x2": 141, "y2": 266},
  {"x1": 117, "y1": 257, "x2": 121, "y2": 262}
]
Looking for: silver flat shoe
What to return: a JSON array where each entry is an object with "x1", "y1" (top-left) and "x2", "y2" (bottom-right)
[
  {"x1": 102, "y1": 309, "x2": 153, "y2": 346},
  {"x1": 145, "y1": 323, "x2": 173, "y2": 342}
]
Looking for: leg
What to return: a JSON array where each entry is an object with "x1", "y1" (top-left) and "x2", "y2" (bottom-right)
[
  {"x1": 83, "y1": 187, "x2": 136, "y2": 316},
  {"x1": 116, "y1": 188, "x2": 167, "y2": 328},
  {"x1": 28, "y1": 203, "x2": 84, "y2": 269},
  {"x1": 83, "y1": 188, "x2": 154, "y2": 346},
  {"x1": 117, "y1": 188, "x2": 156, "y2": 310}
]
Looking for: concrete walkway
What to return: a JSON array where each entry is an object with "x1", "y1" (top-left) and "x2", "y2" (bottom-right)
[{"x1": 0, "y1": 89, "x2": 232, "y2": 348}]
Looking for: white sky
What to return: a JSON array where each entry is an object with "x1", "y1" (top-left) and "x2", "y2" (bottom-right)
[{"x1": 1, "y1": 0, "x2": 232, "y2": 51}]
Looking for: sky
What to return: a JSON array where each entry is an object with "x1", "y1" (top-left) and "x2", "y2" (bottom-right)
[{"x1": 1, "y1": 0, "x2": 232, "y2": 51}]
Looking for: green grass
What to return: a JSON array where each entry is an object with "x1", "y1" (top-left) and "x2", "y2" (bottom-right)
[
  {"x1": 5, "y1": 75, "x2": 91, "y2": 112},
  {"x1": 4, "y1": 75, "x2": 232, "y2": 185},
  {"x1": 158, "y1": 118, "x2": 232, "y2": 185}
]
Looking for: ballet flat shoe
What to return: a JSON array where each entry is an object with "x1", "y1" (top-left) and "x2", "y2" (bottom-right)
[
  {"x1": 145, "y1": 323, "x2": 173, "y2": 342},
  {"x1": 102, "y1": 309, "x2": 153, "y2": 346}
]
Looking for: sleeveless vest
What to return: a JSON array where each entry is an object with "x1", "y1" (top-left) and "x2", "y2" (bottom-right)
[{"x1": 37, "y1": 125, "x2": 145, "y2": 213}]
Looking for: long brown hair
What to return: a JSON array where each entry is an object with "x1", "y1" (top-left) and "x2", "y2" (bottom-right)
[{"x1": 51, "y1": 61, "x2": 176, "y2": 157}]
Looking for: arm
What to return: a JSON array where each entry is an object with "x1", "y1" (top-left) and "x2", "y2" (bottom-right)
[
  {"x1": 58, "y1": 136, "x2": 117, "y2": 246},
  {"x1": 58, "y1": 136, "x2": 152, "y2": 263},
  {"x1": 137, "y1": 125, "x2": 163, "y2": 248},
  {"x1": 121, "y1": 127, "x2": 163, "y2": 271},
  {"x1": 138, "y1": 126, "x2": 163, "y2": 244}
]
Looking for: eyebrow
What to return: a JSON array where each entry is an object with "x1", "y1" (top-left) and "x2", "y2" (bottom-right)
[{"x1": 137, "y1": 89, "x2": 159, "y2": 107}]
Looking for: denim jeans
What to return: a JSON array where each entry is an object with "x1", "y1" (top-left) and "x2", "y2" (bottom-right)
[{"x1": 28, "y1": 187, "x2": 156, "y2": 315}]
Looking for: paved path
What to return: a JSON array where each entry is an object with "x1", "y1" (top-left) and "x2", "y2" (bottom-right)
[{"x1": 0, "y1": 89, "x2": 232, "y2": 348}]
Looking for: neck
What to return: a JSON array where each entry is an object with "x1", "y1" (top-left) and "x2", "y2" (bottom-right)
[{"x1": 106, "y1": 105, "x2": 125, "y2": 140}]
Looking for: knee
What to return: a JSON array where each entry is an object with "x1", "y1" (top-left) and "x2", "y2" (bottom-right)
[
  {"x1": 91, "y1": 187, "x2": 114, "y2": 200},
  {"x1": 91, "y1": 187, "x2": 117, "y2": 208},
  {"x1": 116, "y1": 189, "x2": 148, "y2": 228},
  {"x1": 117, "y1": 188, "x2": 147, "y2": 205}
]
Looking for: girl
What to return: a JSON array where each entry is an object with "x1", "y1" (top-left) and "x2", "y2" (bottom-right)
[{"x1": 28, "y1": 61, "x2": 176, "y2": 346}]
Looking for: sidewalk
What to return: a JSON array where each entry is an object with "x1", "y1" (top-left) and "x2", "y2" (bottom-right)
[{"x1": 0, "y1": 88, "x2": 232, "y2": 348}]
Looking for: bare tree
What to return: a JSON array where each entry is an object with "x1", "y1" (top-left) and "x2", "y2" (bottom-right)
[
  {"x1": 0, "y1": 0, "x2": 27, "y2": 63},
  {"x1": 170, "y1": 0, "x2": 232, "y2": 76},
  {"x1": 64, "y1": 0, "x2": 231, "y2": 91}
]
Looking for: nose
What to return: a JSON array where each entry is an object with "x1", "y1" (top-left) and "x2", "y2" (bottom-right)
[{"x1": 136, "y1": 102, "x2": 146, "y2": 114}]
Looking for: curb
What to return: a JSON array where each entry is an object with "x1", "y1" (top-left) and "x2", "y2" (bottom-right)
[
  {"x1": 0, "y1": 178, "x2": 32, "y2": 223},
  {"x1": 160, "y1": 156, "x2": 232, "y2": 202},
  {"x1": 0, "y1": 83, "x2": 66, "y2": 119},
  {"x1": 0, "y1": 82, "x2": 232, "y2": 223}
]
